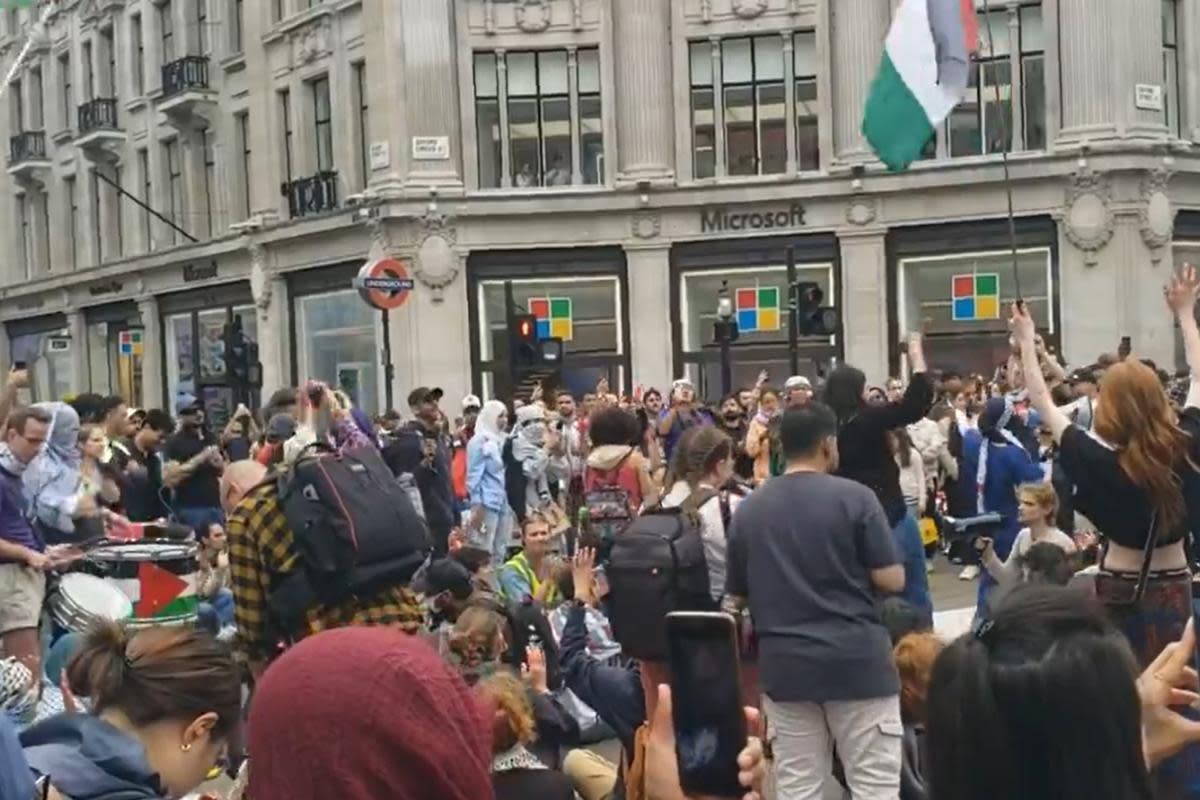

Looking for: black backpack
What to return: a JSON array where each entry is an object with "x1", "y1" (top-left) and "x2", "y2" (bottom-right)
[
  {"x1": 606, "y1": 503, "x2": 714, "y2": 661},
  {"x1": 268, "y1": 443, "x2": 431, "y2": 634}
]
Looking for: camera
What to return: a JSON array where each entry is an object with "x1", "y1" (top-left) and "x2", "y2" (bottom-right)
[{"x1": 942, "y1": 512, "x2": 1003, "y2": 555}]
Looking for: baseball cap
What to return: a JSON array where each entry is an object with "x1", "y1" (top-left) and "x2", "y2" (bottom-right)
[
  {"x1": 175, "y1": 393, "x2": 202, "y2": 415},
  {"x1": 412, "y1": 559, "x2": 473, "y2": 600},
  {"x1": 462, "y1": 394, "x2": 482, "y2": 412},
  {"x1": 406, "y1": 387, "x2": 444, "y2": 408},
  {"x1": 266, "y1": 413, "x2": 298, "y2": 444},
  {"x1": 784, "y1": 375, "x2": 813, "y2": 391}
]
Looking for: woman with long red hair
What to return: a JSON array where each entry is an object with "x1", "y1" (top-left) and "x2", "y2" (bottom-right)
[{"x1": 1013, "y1": 266, "x2": 1200, "y2": 795}]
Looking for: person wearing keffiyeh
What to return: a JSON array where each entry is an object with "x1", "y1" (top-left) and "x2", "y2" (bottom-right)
[{"x1": 961, "y1": 396, "x2": 1047, "y2": 614}]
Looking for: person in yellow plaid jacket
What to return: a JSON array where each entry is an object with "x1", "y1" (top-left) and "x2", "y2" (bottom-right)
[{"x1": 226, "y1": 388, "x2": 422, "y2": 676}]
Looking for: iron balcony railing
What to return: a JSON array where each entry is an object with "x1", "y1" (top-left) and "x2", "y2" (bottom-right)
[
  {"x1": 78, "y1": 98, "x2": 119, "y2": 135},
  {"x1": 282, "y1": 171, "x2": 339, "y2": 218},
  {"x1": 161, "y1": 55, "x2": 210, "y2": 98},
  {"x1": 9, "y1": 130, "x2": 46, "y2": 163}
]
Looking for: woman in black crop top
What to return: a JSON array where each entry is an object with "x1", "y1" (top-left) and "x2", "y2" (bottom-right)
[{"x1": 1012, "y1": 272, "x2": 1200, "y2": 793}]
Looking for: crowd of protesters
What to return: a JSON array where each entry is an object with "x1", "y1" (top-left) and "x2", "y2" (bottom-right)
[{"x1": 5, "y1": 268, "x2": 1200, "y2": 798}]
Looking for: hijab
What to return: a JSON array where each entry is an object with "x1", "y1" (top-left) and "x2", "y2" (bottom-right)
[
  {"x1": 475, "y1": 400, "x2": 508, "y2": 444},
  {"x1": 23, "y1": 402, "x2": 83, "y2": 535},
  {"x1": 975, "y1": 396, "x2": 1025, "y2": 514}
]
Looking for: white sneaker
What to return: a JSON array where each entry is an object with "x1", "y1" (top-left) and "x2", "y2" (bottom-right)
[
  {"x1": 958, "y1": 564, "x2": 980, "y2": 581},
  {"x1": 925, "y1": 559, "x2": 935, "y2": 574}
]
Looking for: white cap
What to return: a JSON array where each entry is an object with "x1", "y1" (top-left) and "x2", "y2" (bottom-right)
[
  {"x1": 462, "y1": 394, "x2": 482, "y2": 411},
  {"x1": 784, "y1": 375, "x2": 812, "y2": 390}
]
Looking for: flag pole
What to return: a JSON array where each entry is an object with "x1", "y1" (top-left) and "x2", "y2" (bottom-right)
[
  {"x1": 978, "y1": 0, "x2": 1023, "y2": 304},
  {"x1": 0, "y1": 2, "x2": 53, "y2": 104}
]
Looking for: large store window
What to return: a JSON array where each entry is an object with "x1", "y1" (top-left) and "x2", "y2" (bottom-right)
[
  {"x1": 925, "y1": 2, "x2": 1044, "y2": 159},
  {"x1": 164, "y1": 304, "x2": 258, "y2": 428},
  {"x1": 898, "y1": 247, "x2": 1054, "y2": 376},
  {"x1": 1175, "y1": 241, "x2": 1200, "y2": 371},
  {"x1": 473, "y1": 48, "x2": 604, "y2": 189},
  {"x1": 85, "y1": 303, "x2": 144, "y2": 404},
  {"x1": 471, "y1": 256, "x2": 628, "y2": 401},
  {"x1": 678, "y1": 264, "x2": 835, "y2": 401},
  {"x1": 8, "y1": 319, "x2": 72, "y2": 403},
  {"x1": 689, "y1": 31, "x2": 820, "y2": 180},
  {"x1": 295, "y1": 289, "x2": 380, "y2": 416}
]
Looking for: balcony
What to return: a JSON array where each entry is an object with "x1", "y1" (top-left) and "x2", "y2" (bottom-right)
[
  {"x1": 75, "y1": 98, "x2": 124, "y2": 161},
  {"x1": 158, "y1": 56, "x2": 216, "y2": 129},
  {"x1": 282, "y1": 171, "x2": 340, "y2": 219},
  {"x1": 7, "y1": 131, "x2": 51, "y2": 186}
]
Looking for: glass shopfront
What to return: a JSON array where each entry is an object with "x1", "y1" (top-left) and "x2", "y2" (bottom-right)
[
  {"x1": 290, "y1": 263, "x2": 381, "y2": 416},
  {"x1": 468, "y1": 248, "x2": 629, "y2": 401},
  {"x1": 7, "y1": 313, "x2": 71, "y2": 402},
  {"x1": 160, "y1": 283, "x2": 258, "y2": 429},
  {"x1": 671, "y1": 234, "x2": 841, "y2": 402},
  {"x1": 889, "y1": 218, "x2": 1058, "y2": 378},
  {"x1": 85, "y1": 301, "x2": 144, "y2": 405},
  {"x1": 1172, "y1": 211, "x2": 1200, "y2": 370}
]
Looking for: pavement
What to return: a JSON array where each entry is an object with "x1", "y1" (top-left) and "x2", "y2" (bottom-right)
[{"x1": 189, "y1": 554, "x2": 980, "y2": 799}]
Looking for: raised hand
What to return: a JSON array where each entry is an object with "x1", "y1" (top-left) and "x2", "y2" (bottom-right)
[
  {"x1": 1165, "y1": 264, "x2": 1200, "y2": 314},
  {"x1": 572, "y1": 547, "x2": 597, "y2": 605},
  {"x1": 520, "y1": 645, "x2": 549, "y2": 694}
]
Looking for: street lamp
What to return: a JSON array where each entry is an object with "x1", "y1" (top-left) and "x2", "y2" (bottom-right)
[{"x1": 714, "y1": 281, "x2": 739, "y2": 397}]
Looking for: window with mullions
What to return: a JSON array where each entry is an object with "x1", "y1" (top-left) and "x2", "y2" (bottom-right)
[
  {"x1": 689, "y1": 31, "x2": 820, "y2": 179},
  {"x1": 929, "y1": 2, "x2": 1044, "y2": 159},
  {"x1": 1164, "y1": 0, "x2": 1181, "y2": 137},
  {"x1": 473, "y1": 48, "x2": 604, "y2": 189},
  {"x1": 679, "y1": 264, "x2": 835, "y2": 401},
  {"x1": 898, "y1": 248, "x2": 1054, "y2": 375},
  {"x1": 312, "y1": 77, "x2": 333, "y2": 173},
  {"x1": 476, "y1": 276, "x2": 624, "y2": 399}
]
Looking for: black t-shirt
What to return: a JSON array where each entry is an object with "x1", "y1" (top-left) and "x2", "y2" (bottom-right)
[
  {"x1": 726, "y1": 471, "x2": 900, "y2": 703},
  {"x1": 113, "y1": 438, "x2": 170, "y2": 522},
  {"x1": 163, "y1": 430, "x2": 222, "y2": 510},
  {"x1": 1058, "y1": 412, "x2": 1200, "y2": 550}
]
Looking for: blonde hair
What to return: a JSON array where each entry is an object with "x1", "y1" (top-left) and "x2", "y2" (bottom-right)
[
  {"x1": 478, "y1": 670, "x2": 536, "y2": 754},
  {"x1": 447, "y1": 606, "x2": 507, "y2": 679},
  {"x1": 1016, "y1": 482, "x2": 1059, "y2": 525}
]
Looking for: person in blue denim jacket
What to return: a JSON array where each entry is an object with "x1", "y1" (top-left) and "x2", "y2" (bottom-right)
[{"x1": 467, "y1": 400, "x2": 513, "y2": 567}]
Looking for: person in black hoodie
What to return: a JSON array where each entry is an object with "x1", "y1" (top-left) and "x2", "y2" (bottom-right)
[
  {"x1": 385, "y1": 387, "x2": 457, "y2": 557},
  {"x1": 20, "y1": 621, "x2": 241, "y2": 800}
]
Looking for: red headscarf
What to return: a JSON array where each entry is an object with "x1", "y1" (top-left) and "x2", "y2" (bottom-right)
[{"x1": 247, "y1": 627, "x2": 492, "y2": 800}]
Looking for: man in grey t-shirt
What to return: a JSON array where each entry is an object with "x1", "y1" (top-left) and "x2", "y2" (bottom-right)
[{"x1": 726, "y1": 403, "x2": 906, "y2": 799}]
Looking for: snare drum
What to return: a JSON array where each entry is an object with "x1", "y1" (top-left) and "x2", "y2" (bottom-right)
[
  {"x1": 49, "y1": 573, "x2": 133, "y2": 634},
  {"x1": 86, "y1": 542, "x2": 200, "y2": 627}
]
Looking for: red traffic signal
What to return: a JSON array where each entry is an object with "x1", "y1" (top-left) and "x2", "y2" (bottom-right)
[{"x1": 513, "y1": 314, "x2": 537, "y2": 343}]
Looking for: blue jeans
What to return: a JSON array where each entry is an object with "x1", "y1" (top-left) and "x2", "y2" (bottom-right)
[
  {"x1": 197, "y1": 588, "x2": 234, "y2": 635},
  {"x1": 173, "y1": 507, "x2": 225, "y2": 537},
  {"x1": 468, "y1": 507, "x2": 514, "y2": 568},
  {"x1": 893, "y1": 514, "x2": 933, "y2": 626}
]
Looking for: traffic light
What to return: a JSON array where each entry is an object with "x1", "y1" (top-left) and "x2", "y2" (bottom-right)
[
  {"x1": 510, "y1": 314, "x2": 539, "y2": 372},
  {"x1": 793, "y1": 282, "x2": 840, "y2": 337}
]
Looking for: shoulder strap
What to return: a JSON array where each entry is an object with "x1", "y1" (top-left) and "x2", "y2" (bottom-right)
[
  {"x1": 718, "y1": 489, "x2": 733, "y2": 535},
  {"x1": 1131, "y1": 510, "x2": 1160, "y2": 604}
]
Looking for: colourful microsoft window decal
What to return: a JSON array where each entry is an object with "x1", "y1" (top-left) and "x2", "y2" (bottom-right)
[
  {"x1": 118, "y1": 329, "x2": 145, "y2": 356},
  {"x1": 951, "y1": 273, "x2": 1000, "y2": 321},
  {"x1": 734, "y1": 287, "x2": 780, "y2": 333},
  {"x1": 527, "y1": 297, "x2": 573, "y2": 341}
]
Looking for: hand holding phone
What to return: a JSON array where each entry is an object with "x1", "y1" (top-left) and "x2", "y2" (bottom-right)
[{"x1": 661, "y1": 612, "x2": 756, "y2": 798}]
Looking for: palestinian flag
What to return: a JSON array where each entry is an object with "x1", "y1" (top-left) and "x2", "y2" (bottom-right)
[
  {"x1": 111, "y1": 561, "x2": 199, "y2": 622},
  {"x1": 862, "y1": 0, "x2": 978, "y2": 171}
]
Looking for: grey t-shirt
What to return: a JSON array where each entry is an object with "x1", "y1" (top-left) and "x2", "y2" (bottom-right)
[{"x1": 726, "y1": 471, "x2": 901, "y2": 703}]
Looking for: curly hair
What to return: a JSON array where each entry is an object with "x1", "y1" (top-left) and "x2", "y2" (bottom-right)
[
  {"x1": 447, "y1": 606, "x2": 507, "y2": 683},
  {"x1": 478, "y1": 670, "x2": 537, "y2": 754}
]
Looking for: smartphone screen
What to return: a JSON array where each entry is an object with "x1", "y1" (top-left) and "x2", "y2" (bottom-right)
[{"x1": 666, "y1": 612, "x2": 746, "y2": 797}]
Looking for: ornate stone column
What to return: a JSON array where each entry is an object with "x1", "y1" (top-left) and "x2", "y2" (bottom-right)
[
  {"x1": 248, "y1": 242, "x2": 287, "y2": 399},
  {"x1": 1056, "y1": 0, "x2": 1118, "y2": 142},
  {"x1": 399, "y1": 0, "x2": 463, "y2": 189},
  {"x1": 625, "y1": 239, "x2": 673, "y2": 390},
  {"x1": 830, "y1": 0, "x2": 890, "y2": 165},
  {"x1": 136, "y1": 296, "x2": 163, "y2": 410},
  {"x1": 611, "y1": 0, "x2": 675, "y2": 183},
  {"x1": 839, "y1": 224, "x2": 889, "y2": 382}
]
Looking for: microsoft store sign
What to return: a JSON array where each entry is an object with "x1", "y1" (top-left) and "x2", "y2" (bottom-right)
[{"x1": 700, "y1": 203, "x2": 807, "y2": 233}]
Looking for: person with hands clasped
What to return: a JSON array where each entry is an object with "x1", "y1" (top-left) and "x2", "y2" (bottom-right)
[{"x1": 163, "y1": 396, "x2": 225, "y2": 532}]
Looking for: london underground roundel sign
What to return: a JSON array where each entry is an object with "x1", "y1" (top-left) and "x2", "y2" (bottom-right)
[{"x1": 354, "y1": 258, "x2": 415, "y2": 310}]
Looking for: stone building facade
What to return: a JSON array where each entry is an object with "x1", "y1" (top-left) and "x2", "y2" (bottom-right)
[{"x1": 0, "y1": 0, "x2": 1197, "y2": 420}]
